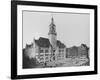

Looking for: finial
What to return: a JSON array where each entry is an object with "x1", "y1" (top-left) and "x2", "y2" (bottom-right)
[{"x1": 51, "y1": 15, "x2": 54, "y2": 23}]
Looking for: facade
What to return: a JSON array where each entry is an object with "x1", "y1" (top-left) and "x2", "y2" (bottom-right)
[
  {"x1": 66, "y1": 44, "x2": 89, "y2": 58},
  {"x1": 33, "y1": 37, "x2": 66, "y2": 64},
  {"x1": 67, "y1": 46, "x2": 78, "y2": 58},
  {"x1": 24, "y1": 17, "x2": 66, "y2": 65},
  {"x1": 78, "y1": 44, "x2": 89, "y2": 58}
]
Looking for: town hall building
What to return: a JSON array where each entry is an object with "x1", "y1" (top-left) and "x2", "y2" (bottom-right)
[{"x1": 25, "y1": 17, "x2": 66, "y2": 65}]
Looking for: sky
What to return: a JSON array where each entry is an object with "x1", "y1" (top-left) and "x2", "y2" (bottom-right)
[{"x1": 23, "y1": 11, "x2": 90, "y2": 48}]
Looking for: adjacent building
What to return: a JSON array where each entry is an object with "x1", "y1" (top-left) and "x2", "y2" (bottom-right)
[{"x1": 66, "y1": 44, "x2": 89, "y2": 58}]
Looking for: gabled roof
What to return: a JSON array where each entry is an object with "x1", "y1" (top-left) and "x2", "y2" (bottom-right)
[
  {"x1": 57, "y1": 40, "x2": 66, "y2": 48},
  {"x1": 35, "y1": 37, "x2": 50, "y2": 48},
  {"x1": 35, "y1": 37, "x2": 66, "y2": 48}
]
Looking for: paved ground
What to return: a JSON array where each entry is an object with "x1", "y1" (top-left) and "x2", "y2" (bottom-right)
[
  {"x1": 23, "y1": 56, "x2": 89, "y2": 69},
  {"x1": 46, "y1": 57, "x2": 89, "y2": 67}
]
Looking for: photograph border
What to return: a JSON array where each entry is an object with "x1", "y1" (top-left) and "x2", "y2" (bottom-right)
[{"x1": 11, "y1": 0, "x2": 98, "y2": 79}]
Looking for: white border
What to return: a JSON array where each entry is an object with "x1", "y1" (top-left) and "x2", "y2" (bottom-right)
[{"x1": 17, "y1": 5, "x2": 94, "y2": 75}]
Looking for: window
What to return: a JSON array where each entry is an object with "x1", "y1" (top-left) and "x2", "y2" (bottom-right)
[
  {"x1": 40, "y1": 49, "x2": 44, "y2": 53},
  {"x1": 45, "y1": 49, "x2": 48, "y2": 53},
  {"x1": 45, "y1": 53, "x2": 49, "y2": 56},
  {"x1": 59, "y1": 49, "x2": 61, "y2": 52},
  {"x1": 62, "y1": 49, "x2": 64, "y2": 52},
  {"x1": 40, "y1": 57, "x2": 44, "y2": 60},
  {"x1": 45, "y1": 57, "x2": 49, "y2": 60}
]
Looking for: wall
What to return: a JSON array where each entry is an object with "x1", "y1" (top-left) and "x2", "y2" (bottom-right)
[{"x1": 0, "y1": 0, "x2": 99, "y2": 80}]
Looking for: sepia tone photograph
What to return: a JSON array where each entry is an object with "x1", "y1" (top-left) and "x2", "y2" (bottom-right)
[{"x1": 22, "y1": 11, "x2": 90, "y2": 69}]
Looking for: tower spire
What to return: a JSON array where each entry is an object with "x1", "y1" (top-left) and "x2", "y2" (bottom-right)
[
  {"x1": 51, "y1": 16, "x2": 54, "y2": 23},
  {"x1": 48, "y1": 16, "x2": 57, "y2": 35}
]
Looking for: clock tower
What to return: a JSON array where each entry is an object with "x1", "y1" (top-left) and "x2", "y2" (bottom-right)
[{"x1": 48, "y1": 17, "x2": 57, "y2": 49}]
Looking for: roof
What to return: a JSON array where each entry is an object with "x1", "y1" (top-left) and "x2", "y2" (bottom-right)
[
  {"x1": 35, "y1": 37, "x2": 65, "y2": 48},
  {"x1": 57, "y1": 40, "x2": 66, "y2": 48},
  {"x1": 35, "y1": 37, "x2": 50, "y2": 48}
]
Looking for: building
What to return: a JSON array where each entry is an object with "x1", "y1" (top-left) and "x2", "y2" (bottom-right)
[
  {"x1": 66, "y1": 44, "x2": 89, "y2": 58},
  {"x1": 33, "y1": 37, "x2": 66, "y2": 64},
  {"x1": 67, "y1": 46, "x2": 78, "y2": 58},
  {"x1": 78, "y1": 44, "x2": 89, "y2": 58},
  {"x1": 24, "y1": 17, "x2": 66, "y2": 65}
]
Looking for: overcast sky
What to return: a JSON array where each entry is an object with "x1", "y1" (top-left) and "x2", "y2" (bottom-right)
[{"x1": 23, "y1": 11, "x2": 90, "y2": 48}]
